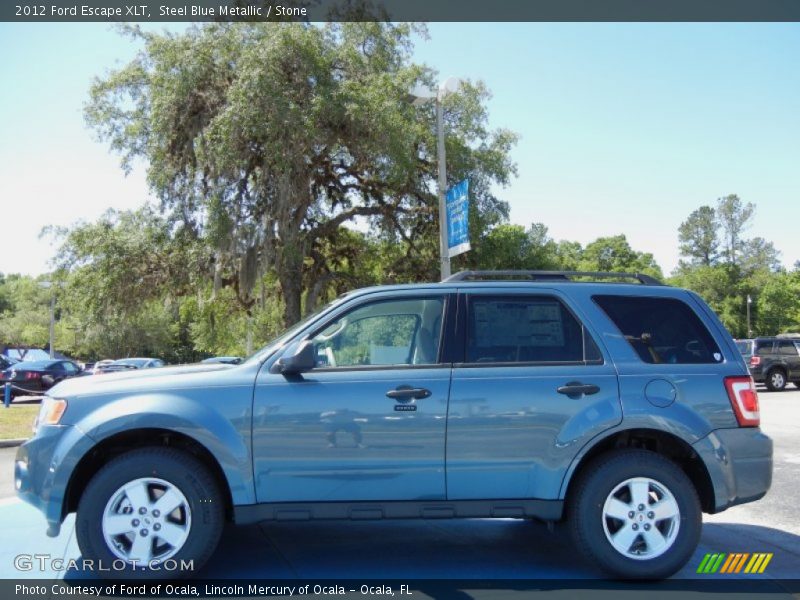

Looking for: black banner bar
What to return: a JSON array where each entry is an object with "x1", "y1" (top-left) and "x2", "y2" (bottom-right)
[
  {"x1": 4, "y1": 0, "x2": 800, "y2": 23},
  {"x1": 3, "y1": 579, "x2": 800, "y2": 599}
]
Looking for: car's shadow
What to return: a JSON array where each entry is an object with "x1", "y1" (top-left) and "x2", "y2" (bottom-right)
[{"x1": 62, "y1": 518, "x2": 800, "y2": 584}]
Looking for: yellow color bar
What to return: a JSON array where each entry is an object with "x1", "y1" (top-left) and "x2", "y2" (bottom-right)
[{"x1": 758, "y1": 554, "x2": 773, "y2": 573}]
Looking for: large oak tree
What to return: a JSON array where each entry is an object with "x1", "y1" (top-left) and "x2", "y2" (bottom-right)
[{"x1": 86, "y1": 22, "x2": 516, "y2": 326}]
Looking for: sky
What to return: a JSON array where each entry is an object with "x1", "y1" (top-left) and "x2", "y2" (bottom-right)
[{"x1": 1, "y1": 22, "x2": 798, "y2": 277}]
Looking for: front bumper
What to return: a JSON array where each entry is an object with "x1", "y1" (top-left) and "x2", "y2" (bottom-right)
[
  {"x1": 15, "y1": 424, "x2": 95, "y2": 537},
  {"x1": 692, "y1": 427, "x2": 773, "y2": 513}
]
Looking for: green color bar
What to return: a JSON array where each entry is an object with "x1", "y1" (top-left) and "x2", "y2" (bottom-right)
[
  {"x1": 710, "y1": 553, "x2": 727, "y2": 573},
  {"x1": 697, "y1": 554, "x2": 712, "y2": 573}
]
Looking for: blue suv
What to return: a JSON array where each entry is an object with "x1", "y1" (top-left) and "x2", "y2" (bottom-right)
[{"x1": 15, "y1": 271, "x2": 772, "y2": 579}]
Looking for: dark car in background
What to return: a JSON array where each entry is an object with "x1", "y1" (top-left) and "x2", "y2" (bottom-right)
[
  {"x1": 0, "y1": 355, "x2": 20, "y2": 370},
  {"x1": 736, "y1": 336, "x2": 800, "y2": 391},
  {"x1": 0, "y1": 359, "x2": 83, "y2": 398}
]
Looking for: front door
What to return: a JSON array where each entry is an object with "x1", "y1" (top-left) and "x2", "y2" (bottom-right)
[{"x1": 253, "y1": 293, "x2": 452, "y2": 503}]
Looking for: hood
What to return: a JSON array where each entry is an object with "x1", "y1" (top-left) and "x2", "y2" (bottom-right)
[{"x1": 49, "y1": 362, "x2": 236, "y2": 398}]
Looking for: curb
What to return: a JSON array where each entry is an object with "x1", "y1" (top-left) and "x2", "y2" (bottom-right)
[{"x1": 0, "y1": 439, "x2": 26, "y2": 448}]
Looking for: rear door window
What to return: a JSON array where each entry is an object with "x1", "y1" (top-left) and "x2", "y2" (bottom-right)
[
  {"x1": 778, "y1": 341, "x2": 798, "y2": 356},
  {"x1": 756, "y1": 341, "x2": 775, "y2": 356},
  {"x1": 593, "y1": 295, "x2": 722, "y2": 364},
  {"x1": 465, "y1": 295, "x2": 602, "y2": 364}
]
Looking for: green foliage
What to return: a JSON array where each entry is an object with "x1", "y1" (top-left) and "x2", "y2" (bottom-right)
[
  {"x1": 756, "y1": 273, "x2": 800, "y2": 335},
  {"x1": 0, "y1": 275, "x2": 51, "y2": 352},
  {"x1": 577, "y1": 235, "x2": 663, "y2": 279},
  {"x1": 678, "y1": 206, "x2": 718, "y2": 267},
  {"x1": 462, "y1": 223, "x2": 559, "y2": 271},
  {"x1": 86, "y1": 22, "x2": 517, "y2": 326},
  {"x1": 673, "y1": 194, "x2": 790, "y2": 337},
  {"x1": 716, "y1": 194, "x2": 754, "y2": 267}
]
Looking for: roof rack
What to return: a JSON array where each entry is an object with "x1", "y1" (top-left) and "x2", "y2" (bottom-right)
[{"x1": 443, "y1": 270, "x2": 665, "y2": 286}]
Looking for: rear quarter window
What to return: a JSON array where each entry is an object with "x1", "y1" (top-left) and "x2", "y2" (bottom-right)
[{"x1": 593, "y1": 295, "x2": 722, "y2": 365}]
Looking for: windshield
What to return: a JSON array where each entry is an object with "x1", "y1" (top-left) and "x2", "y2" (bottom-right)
[
  {"x1": 244, "y1": 294, "x2": 353, "y2": 365},
  {"x1": 735, "y1": 341, "x2": 752, "y2": 355}
]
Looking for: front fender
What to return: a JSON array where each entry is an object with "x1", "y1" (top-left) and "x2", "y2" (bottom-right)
[{"x1": 73, "y1": 392, "x2": 255, "y2": 506}]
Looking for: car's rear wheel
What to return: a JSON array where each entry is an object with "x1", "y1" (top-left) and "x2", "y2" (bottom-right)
[
  {"x1": 765, "y1": 368, "x2": 787, "y2": 392},
  {"x1": 568, "y1": 449, "x2": 701, "y2": 579},
  {"x1": 76, "y1": 447, "x2": 224, "y2": 579}
]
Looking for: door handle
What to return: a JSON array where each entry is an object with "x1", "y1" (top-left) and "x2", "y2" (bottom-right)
[
  {"x1": 386, "y1": 385, "x2": 432, "y2": 402},
  {"x1": 556, "y1": 381, "x2": 600, "y2": 398}
]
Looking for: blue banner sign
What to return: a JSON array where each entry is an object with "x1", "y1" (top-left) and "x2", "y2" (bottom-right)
[{"x1": 446, "y1": 179, "x2": 470, "y2": 258}]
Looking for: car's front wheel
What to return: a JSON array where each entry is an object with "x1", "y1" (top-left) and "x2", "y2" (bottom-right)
[
  {"x1": 76, "y1": 447, "x2": 224, "y2": 579},
  {"x1": 568, "y1": 449, "x2": 701, "y2": 579}
]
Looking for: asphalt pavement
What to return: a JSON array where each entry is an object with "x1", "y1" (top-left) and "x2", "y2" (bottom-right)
[{"x1": 1, "y1": 387, "x2": 798, "y2": 588}]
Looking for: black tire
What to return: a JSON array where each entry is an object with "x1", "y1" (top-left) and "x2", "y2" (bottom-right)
[
  {"x1": 76, "y1": 447, "x2": 224, "y2": 579},
  {"x1": 765, "y1": 368, "x2": 787, "y2": 392},
  {"x1": 568, "y1": 449, "x2": 701, "y2": 580}
]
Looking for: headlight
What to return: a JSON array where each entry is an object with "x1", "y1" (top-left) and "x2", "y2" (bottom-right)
[{"x1": 34, "y1": 397, "x2": 68, "y2": 432}]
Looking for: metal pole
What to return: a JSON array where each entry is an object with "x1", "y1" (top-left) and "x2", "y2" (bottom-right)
[
  {"x1": 747, "y1": 295, "x2": 753, "y2": 337},
  {"x1": 4, "y1": 383, "x2": 10, "y2": 408},
  {"x1": 436, "y1": 98, "x2": 450, "y2": 281},
  {"x1": 49, "y1": 291, "x2": 55, "y2": 359}
]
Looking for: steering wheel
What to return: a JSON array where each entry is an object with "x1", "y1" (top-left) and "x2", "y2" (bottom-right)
[{"x1": 325, "y1": 346, "x2": 337, "y2": 368}]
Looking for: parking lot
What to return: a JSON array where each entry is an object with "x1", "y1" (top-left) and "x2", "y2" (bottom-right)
[{"x1": 0, "y1": 388, "x2": 798, "y2": 585}]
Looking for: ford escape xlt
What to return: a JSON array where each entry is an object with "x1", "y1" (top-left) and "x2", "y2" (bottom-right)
[{"x1": 15, "y1": 270, "x2": 772, "y2": 579}]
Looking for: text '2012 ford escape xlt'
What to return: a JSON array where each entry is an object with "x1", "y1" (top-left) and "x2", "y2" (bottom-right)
[{"x1": 15, "y1": 271, "x2": 772, "y2": 579}]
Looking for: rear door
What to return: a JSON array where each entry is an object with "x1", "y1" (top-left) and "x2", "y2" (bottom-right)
[
  {"x1": 777, "y1": 340, "x2": 800, "y2": 380},
  {"x1": 446, "y1": 289, "x2": 621, "y2": 501}
]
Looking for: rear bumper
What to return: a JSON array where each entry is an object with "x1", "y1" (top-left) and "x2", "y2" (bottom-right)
[
  {"x1": 747, "y1": 365, "x2": 765, "y2": 382},
  {"x1": 2, "y1": 381, "x2": 44, "y2": 396},
  {"x1": 693, "y1": 427, "x2": 773, "y2": 513}
]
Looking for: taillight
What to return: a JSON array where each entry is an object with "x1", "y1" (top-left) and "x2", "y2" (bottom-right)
[
  {"x1": 749, "y1": 356, "x2": 761, "y2": 366},
  {"x1": 724, "y1": 376, "x2": 760, "y2": 427},
  {"x1": 25, "y1": 372, "x2": 41, "y2": 380}
]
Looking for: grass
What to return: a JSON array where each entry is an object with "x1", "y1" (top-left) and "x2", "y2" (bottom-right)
[{"x1": 0, "y1": 405, "x2": 38, "y2": 440}]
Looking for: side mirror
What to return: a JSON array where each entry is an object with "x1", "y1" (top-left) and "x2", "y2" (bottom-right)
[{"x1": 271, "y1": 341, "x2": 316, "y2": 375}]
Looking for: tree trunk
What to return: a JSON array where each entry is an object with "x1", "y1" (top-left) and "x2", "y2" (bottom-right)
[
  {"x1": 279, "y1": 269, "x2": 303, "y2": 328},
  {"x1": 277, "y1": 235, "x2": 305, "y2": 327}
]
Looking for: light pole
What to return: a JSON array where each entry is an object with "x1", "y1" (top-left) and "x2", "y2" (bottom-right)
[
  {"x1": 40, "y1": 281, "x2": 56, "y2": 358},
  {"x1": 747, "y1": 294, "x2": 753, "y2": 337},
  {"x1": 409, "y1": 77, "x2": 463, "y2": 281}
]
